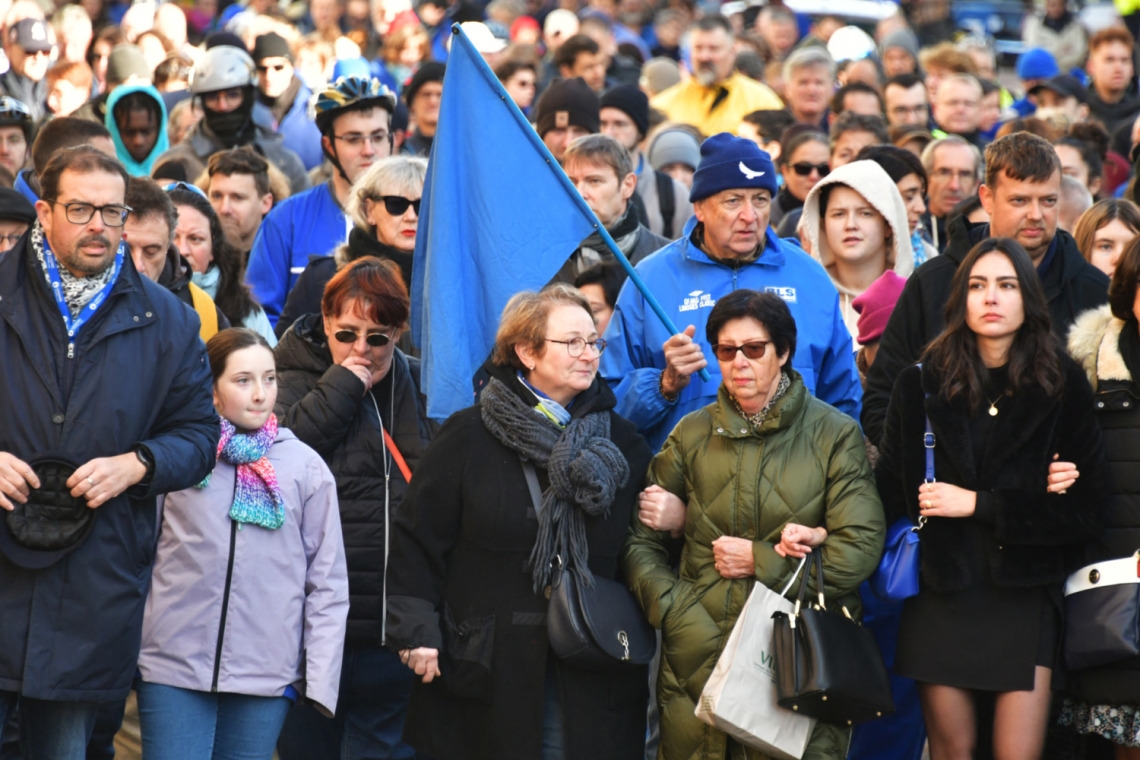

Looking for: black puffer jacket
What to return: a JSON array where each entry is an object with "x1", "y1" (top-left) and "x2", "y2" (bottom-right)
[
  {"x1": 1067, "y1": 305, "x2": 1140, "y2": 703},
  {"x1": 275, "y1": 314, "x2": 438, "y2": 645},
  {"x1": 862, "y1": 216, "x2": 1111, "y2": 445}
]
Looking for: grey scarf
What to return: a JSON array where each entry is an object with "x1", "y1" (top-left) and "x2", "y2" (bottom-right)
[
  {"x1": 31, "y1": 223, "x2": 114, "y2": 317},
  {"x1": 480, "y1": 377, "x2": 630, "y2": 592},
  {"x1": 574, "y1": 204, "x2": 641, "y2": 274}
]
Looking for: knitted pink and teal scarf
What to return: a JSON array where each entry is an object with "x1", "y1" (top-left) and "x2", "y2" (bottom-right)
[{"x1": 198, "y1": 415, "x2": 285, "y2": 530}]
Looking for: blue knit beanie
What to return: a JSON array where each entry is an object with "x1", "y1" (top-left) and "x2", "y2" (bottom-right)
[
  {"x1": 1017, "y1": 48, "x2": 1059, "y2": 81},
  {"x1": 689, "y1": 133, "x2": 778, "y2": 202}
]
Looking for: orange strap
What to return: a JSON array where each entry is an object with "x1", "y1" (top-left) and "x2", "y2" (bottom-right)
[{"x1": 383, "y1": 427, "x2": 413, "y2": 484}]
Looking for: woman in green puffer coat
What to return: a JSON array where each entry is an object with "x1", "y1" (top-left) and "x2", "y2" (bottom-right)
[{"x1": 623, "y1": 290, "x2": 886, "y2": 760}]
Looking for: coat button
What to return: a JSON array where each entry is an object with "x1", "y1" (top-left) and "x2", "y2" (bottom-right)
[
  {"x1": 145, "y1": 311, "x2": 153, "y2": 318},
  {"x1": 1097, "y1": 401, "x2": 1105, "y2": 408},
  {"x1": 51, "y1": 413, "x2": 64, "y2": 424},
  {"x1": 133, "y1": 316, "x2": 139, "y2": 322},
  {"x1": 740, "y1": 428, "x2": 747, "y2": 434},
  {"x1": 717, "y1": 428, "x2": 724, "y2": 433}
]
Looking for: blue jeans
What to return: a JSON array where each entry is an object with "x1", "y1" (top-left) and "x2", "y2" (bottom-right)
[
  {"x1": 136, "y1": 681, "x2": 291, "y2": 760},
  {"x1": 277, "y1": 645, "x2": 415, "y2": 760},
  {"x1": 0, "y1": 690, "x2": 101, "y2": 760}
]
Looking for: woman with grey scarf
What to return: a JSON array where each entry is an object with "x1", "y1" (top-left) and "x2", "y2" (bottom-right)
[{"x1": 385, "y1": 283, "x2": 654, "y2": 760}]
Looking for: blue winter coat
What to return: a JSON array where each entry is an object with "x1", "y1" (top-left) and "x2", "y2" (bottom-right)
[
  {"x1": 0, "y1": 234, "x2": 219, "y2": 701},
  {"x1": 600, "y1": 217, "x2": 862, "y2": 451},
  {"x1": 276, "y1": 81, "x2": 324, "y2": 171}
]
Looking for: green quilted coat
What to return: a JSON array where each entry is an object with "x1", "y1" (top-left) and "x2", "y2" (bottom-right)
[{"x1": 623, "y1": 371, "x2": 886, "y2": 760}]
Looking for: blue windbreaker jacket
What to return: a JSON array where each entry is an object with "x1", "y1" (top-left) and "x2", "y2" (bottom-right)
[{"x1": 600, "y1": 217, "x2": 862, "y2": 451}]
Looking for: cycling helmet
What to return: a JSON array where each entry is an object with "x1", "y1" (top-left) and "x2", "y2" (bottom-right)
[
  {"x1": 190, "y1": 45, "x2": 257, "y2": 95},
  {"x1": 0, "y1": 97, "x2": 34, "y2": 142},
  {"x1": 311, "y1": 75, "x2": 397, "y2": 135}
]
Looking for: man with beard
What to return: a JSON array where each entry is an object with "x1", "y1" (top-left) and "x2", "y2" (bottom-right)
[
  {"x1": 861, "y1": 132, "x2": 1110, "y2": 444},
  {"x1": 651, "y1": 15, "x2": 783, "y2": 135},
  {"x1": 155, "y1": 45, "x2": 309, "y2": 195},
  {"x1": 252, "y1": 31, "x2": 322, "y2": 170},
  {"x1": 0, "y1": 19, "x2": 53, "y2": 122}
]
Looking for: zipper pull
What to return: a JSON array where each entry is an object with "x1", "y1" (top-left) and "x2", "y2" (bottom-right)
[{"x1": 67, "y1": 342, "x2": 74, "y2": 359}]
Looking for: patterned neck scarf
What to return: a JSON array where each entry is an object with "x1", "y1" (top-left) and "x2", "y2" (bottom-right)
[
  {"x1": 198, "y1": 415, "x2": 285, "y2": 530},
  {"x1": 734, "y1": 371, "x2": 791, "y2": 430},
  {"x1": 31, "y1": 222, "x2": 118, "y2": 319}
]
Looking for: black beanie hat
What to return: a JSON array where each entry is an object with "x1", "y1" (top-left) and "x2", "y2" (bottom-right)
[
  {"x1": 534, "y1": 78, "x2": 600, "y2": 138},
  {"x1": 404, "y1": 62, "x2": 446, "y2": 106},
  {"x1": 252, "y1": 32, "x2": 293, "y2": 64},
  {"x1": 0, "y1": 187, "x2": 35, "y2": 224},
  {"x1": 599, "y1": 85, "x2": 648, "y2": 138}
]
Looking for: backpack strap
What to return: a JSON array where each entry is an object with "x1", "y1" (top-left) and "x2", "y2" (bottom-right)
[
  {"x1": 187, "y1": 282, "x2": 218, "y2": 341},
  {"x1": 655, "y1": 170, "x2": 675, "y2": 238}
]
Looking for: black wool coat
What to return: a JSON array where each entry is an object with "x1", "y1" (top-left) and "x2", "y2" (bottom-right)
[
  {"x1": 275, "y1": 314, "x2": 437, "y2": 645},
  {"x1": 861, "y1": 216, "x2": 1110, "y2": 445},
  {"x1": 385, "y1": 363, "x2": 653, "y2": 760},
  {"x1": 875, "y1": 360, "x2": 1109, "y2": 593}
]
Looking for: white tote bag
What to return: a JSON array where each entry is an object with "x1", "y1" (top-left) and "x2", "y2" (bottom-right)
[{"x1": 694, "y1": 556, "x2": 817, "y2": 760}]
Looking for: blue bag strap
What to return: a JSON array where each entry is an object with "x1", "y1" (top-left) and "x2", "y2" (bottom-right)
[{"x1": 918, "y1": 363, "x2": 932, "y2": 530}]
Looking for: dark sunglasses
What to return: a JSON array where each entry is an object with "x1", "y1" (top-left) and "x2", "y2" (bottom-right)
[
  {"x1": 333, "y1": 329, "x2": 391, "y2": 347},
  {"x1": 376, "y1": 195, "x2": 421, "y2": 216},
  {"x1": 711, "y1": 341, "x2": 770, "y2": 361},
  {"x1": 790, "y1": 162, "x2": 830, "y2": 177}
]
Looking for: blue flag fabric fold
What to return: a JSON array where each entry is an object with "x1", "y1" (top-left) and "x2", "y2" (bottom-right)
[{"x1": 411, "y1": 24, "x2": 600, "y2": 422}]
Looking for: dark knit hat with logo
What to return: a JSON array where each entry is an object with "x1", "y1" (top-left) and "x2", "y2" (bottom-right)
[
  {"x1": 689, "y1": 132, "x2": 778, "y2": 202},
  {"x1": 534, "y1": 77, "x2": 599, "y2": 137},
  {"x1": 599, "y1": 85, "x2": 649, "y2": 138}
]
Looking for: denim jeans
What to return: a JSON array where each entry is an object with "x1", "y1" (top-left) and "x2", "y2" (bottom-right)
[
  {"x1": 136, "y1": 681, "x2": 291, "y2": 760},
  {"x1": 277, "y1": 645, "x2": 415, "y2": 760},
  {"x1": 0, "y1": 691, "x2": 101, "y2": 760}
]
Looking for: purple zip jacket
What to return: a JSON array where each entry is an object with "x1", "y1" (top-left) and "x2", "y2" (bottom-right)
[{"x1": 138, "y1": 427, "x2": 349, "y2": 714}]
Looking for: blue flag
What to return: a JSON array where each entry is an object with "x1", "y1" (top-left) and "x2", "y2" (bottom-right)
[{"x1": 411, "y1": 24, "x2": 600, "y2": 422}]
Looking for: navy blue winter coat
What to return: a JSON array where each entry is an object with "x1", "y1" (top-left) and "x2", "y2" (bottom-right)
[{"x1": 0, "y1": 233, "x2": 219, "y2": 701}]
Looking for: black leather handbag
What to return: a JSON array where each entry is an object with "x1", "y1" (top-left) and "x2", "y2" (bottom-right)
[
  {"x1": 772, "y1": 550, "x2": 895, "y2": 724},
  {"x1": 520, "y1": 458, "x2": 656, "y2": 673}
]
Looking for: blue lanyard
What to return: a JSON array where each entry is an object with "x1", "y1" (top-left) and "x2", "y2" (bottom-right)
[{"x1": 40, "y1": 234, "x2": 125, "y2": 338}]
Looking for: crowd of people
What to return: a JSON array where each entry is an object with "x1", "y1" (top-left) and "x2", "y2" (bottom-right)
[{"x1": 4, "y1": 0, "x2": 1140, "y2": 758}]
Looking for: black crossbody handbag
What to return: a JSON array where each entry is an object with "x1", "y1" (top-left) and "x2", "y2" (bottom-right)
[
  {"x1": 772, "y1": 549, "x2": 895, "y2": 724},
  {"x1": 521, "y1": 458, "x2": 656, "y2": 673}
]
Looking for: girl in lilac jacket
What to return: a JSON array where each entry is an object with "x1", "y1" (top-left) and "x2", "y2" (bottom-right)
[{"x1": 137, "y1": 328, "x2": 349, "y2": 759}]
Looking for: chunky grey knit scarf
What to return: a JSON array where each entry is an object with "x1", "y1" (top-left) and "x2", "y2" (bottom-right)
[{"x1": 480, "y1": 377, "x2": 630, "y2": 593}]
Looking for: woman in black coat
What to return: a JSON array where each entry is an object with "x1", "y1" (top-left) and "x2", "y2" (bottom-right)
[
  {"x1": 876, "y1": 238, "x2": 1109, "y2": 760},
  {"x1": 385, "y1": 283, "x2": 653, "y2": 760},
  {"x1": 1063, "y1": 237, "x2": 1140, "y2": 756},
  {"x1": 273, "y1": 257, "x2": 437, "y2": 758}
]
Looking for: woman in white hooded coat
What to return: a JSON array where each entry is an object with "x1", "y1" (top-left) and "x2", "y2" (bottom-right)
[{"x1": 800, "y1": 159, "x2": 915, "y2": 348}]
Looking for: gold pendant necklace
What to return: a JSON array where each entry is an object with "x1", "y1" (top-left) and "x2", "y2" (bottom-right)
[{"x1": 986, "y1": 393, "x2": 1001, "y2": 416}]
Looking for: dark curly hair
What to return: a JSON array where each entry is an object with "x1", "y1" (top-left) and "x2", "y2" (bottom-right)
[{"x1": 168, "y1": 185, "x2": 258, "y2": 325}]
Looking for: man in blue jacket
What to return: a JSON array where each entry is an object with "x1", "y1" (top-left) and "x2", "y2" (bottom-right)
[
  {"x1": 252, "y1": 31, "x2": 323, "y2": 170},
  {"x1": 601, "y1": 133, "x2": 861, "y2": 451},
  {"x1": 245, "y1": 75, "x2": 395, "y2": 326},
  {"x1": 0, "y1": 145, "x2": 218, "y2": 753}
]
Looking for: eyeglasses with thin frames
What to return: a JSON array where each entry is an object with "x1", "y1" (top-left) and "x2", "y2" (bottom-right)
[
  {"x1": 545, "y1": 337, "x2": 607, "y2": 358},
  {"x1": 47, "y1": 200, "x2": 131, "y2": 227},
  {"x1": 334, "y1": 132, "x2": 390, "y2": 149},
  {"x1": 711, "y1": 341, "x2": 771, "y2": 361}
]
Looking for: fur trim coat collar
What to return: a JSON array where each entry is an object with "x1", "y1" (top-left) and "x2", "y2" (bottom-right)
[{"x1": 1068, "y1": 304, "x2": 1131, "y2": 390}]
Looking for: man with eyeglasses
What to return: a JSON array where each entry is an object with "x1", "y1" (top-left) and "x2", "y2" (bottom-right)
[
  {"x1": 930, "y1": 74, "x2": 986, "y2": 148},
  {"x1": 919, "y1": 136, "x2": 982, "y2": 252},
  {"x1": 883, "y1": 74, "x2": 930, "y2": 129},
  {"x1": 246, "y1": 75, "x2": 396, "y2": 326},
  {"x1": 601, "y1": 133, "x2": 861, "y2": 451},
  {"x1": 0, "y1": 19, "x2": 54, "y2": 122},
  {"x1": 400, "y1": 62, "x2": 444, "y2": 157},
  {"x1": 154, "y1": 45, "x2": 309, "y2": 196},
  {"x1": 862, "y1": 132, "x2": 1110, "y2": 445},
  {"x1": 251, "y1": 31, "x2": 322, "y2": 171},
  {"x1": 0, "y1": 144, "x2": 218, "y2": 758}
]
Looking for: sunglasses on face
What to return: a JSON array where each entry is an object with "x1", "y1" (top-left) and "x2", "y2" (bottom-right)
[
  {"x1": 376, "y1": 195, "x2": 421, "y2": 216},
  {"x1": 711, "y1": 341, "x2": 771, "y2": 361},
  {"x1": 790, "y1": 162, "x2": 830, "y2": 177},
  {"x1": 333, "y1": 329, "x2": 391, "y2": 347}
]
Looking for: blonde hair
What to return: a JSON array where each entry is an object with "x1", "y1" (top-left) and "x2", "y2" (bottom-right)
[
  {"x1": 492, "y1": 283, "x2": 593, "y2": 370},
  {"x1": 346, "y1": 156, "x2": 428, "y2": 231}
]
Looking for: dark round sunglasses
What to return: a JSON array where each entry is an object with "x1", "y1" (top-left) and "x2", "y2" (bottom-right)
[
  {"x1": 378, "y1": 196, "x2": 422, "y2": 216},
  {"x1": 333, "y1": 329, "x2": 391, "y2": 347},
  {"x1": 790, "y1": 162, "x2": 830, "y2": 178}
]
